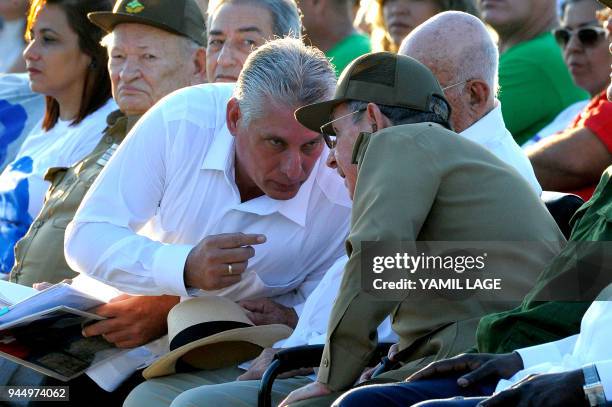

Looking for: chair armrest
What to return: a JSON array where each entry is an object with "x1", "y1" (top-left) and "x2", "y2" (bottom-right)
[{"x1": 257, "y1": 343, "x2": 393, "y2": 407}]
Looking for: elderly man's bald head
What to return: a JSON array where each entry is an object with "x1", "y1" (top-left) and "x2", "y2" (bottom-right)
[
  {"x1": 400, "y1": 11, "x2": 498, "y2": 94},
  {"x1": 399, "y1": 11, "x2": 498, "y2": 132}
]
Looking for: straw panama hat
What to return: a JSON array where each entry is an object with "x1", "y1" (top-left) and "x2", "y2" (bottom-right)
[{"x1": 143, "y1": 295, "x2": 293, "y2": 379}]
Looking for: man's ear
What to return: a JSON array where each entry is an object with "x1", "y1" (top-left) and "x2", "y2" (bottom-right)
[
  {"x1": 468, "y1": 79, "x2": 491, "y2": 111},
  {"x1": 366, "y1": 102, "x2": 389, "y2": 132},
  {"x1": 191, "y1": 47, "x2": 207, "y2": 85},
  {"x1": 226, "y1": 98, "x2": 241, "y2": 137}
]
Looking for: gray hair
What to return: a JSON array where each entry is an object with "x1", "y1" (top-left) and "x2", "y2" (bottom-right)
[
  {"x1": 234, "y1": 37, "x2": 336, "y2": 126},
  {"x1": 208, "y1": 0, "x2": 301, "y2": 38},
  {"x1": 345, "y1": 97, "x2": 452, "y2": 130}
]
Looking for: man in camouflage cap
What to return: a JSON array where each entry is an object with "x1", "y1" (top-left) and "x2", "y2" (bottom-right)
[{"x1": 281, "y1": 52, "x2": 565, "y2": 406}]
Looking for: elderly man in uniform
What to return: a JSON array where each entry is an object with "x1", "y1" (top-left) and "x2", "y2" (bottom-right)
[
  {"x1": 2, "y1": 0, "x2": 206, "y2": 403},
  {"x1": 280, "y1": 52, "x2": 565, "y2": 406},
  {"x1": 316, "y1": 1, "x2": 612, "y2": 406}
]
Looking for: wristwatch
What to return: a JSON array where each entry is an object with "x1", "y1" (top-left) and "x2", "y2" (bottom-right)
[{"x1": 583, "y1": 364, "x2": 607, "y2": 406}]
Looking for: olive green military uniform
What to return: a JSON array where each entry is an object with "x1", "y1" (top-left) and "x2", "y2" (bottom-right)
[
  {"x1": 293, "y1": 122, "x2": 565, "y2": 406},
  {"x1": 10, "y1": 111, "x2": 135, "y2": 286},
  {"x1": 476, "y1": 165, "x2": 612, "y2": 354}
]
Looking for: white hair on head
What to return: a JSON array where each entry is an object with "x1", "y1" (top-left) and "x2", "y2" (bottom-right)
[
  {"x1": 400, "y1": 11, "x2": 500, "y2": 96},
  {"x1": 233, "y1": 37, "x2": 336, "y2": 126}
]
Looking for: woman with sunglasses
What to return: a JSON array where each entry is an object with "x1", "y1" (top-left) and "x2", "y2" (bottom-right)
[{"x1": 526, "y1": 0, "x2": 612, "y2": 201}]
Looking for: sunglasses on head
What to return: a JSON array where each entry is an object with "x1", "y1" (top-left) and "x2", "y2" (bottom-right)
[{"x1": 553, "y1": 26, "x2": 606, "y2": 48}]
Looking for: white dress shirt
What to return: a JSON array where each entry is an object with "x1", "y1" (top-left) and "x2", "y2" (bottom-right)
[
  {"x1": 460, "y1": 101, "x2": 542, "y2": 195},
  {"x1": 275, "y1": 255, "x2": 398, "y2": 349},
  {"x1": 65, "y1": 83, "x2": 352, "y2": 311},
  {"x1": 495, "y1": 298, "x2": 612, "y2": 401}
]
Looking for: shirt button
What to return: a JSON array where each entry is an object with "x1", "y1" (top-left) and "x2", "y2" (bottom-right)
[
  {"x1": 105, "y1": 136, "x2": 113, "y2": 144},
  {"x1": 322, "y1": 358, "x2": 329, "y2": 368}
]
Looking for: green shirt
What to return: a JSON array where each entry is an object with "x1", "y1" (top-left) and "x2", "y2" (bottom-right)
[
  {"x1": 498, "y1": 32, "x2": 588, "y2": 145},
  {"x1": 477, "y1": 165, "x2": 612, "y2": 354},
  {"x1": 326, "y1": 32, "x2": 371, "y2": 77}
]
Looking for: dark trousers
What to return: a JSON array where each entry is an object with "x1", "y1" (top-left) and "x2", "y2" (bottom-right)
[{"x1": 333, "y1": 373, "x2": 496, "y2": 407}]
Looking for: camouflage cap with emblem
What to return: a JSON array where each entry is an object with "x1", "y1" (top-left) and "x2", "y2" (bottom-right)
[
  {"x1": 88, "y1": 0, "x2": 206, "y2": 46},
  {"x1": 295, "y1": 52, "x2": 448, "y2": 135}
]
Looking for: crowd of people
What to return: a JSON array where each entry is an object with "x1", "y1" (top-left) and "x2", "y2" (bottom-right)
[{"x1": 0, "y1": 0, "x2": 611, "y2": 406}]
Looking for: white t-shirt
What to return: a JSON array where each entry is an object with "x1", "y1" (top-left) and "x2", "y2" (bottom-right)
[{"x1": 0, "y1": 98, "x2": 117, "y2": 273}]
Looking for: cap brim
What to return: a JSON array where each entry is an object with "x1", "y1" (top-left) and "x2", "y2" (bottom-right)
[
  {"x1": 88, "y1": 11, "x2": 185, "y2": 38},
  {"x1": 142, "y1": 324, "x2": 292, "y2": 379},
  {"x1": 295, "y1": 98, "x2": 347, "y2": 134}
]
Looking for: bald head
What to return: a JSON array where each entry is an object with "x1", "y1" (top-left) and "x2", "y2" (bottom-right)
[{"x1": 399, "y1": 11, "x2": 498, "y2": 132}]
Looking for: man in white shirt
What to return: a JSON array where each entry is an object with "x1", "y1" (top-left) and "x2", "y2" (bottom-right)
[
  {"x1": 125, "y1": 256, "x2": 398, "y2": 407},
  {"x1": 65, "y1": 37, "x2": 350, "y2": 308},
  {"x1": 65, "y1": 37, "x2": 350, "y2": 404},
  {"x1": 399, "y1": 11, "x2": 542, "y2": 195}
]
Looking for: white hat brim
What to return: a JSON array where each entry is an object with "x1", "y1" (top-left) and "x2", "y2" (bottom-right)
[{"x1": 143, "y1": 324, "x2": 292, "y2": 379}]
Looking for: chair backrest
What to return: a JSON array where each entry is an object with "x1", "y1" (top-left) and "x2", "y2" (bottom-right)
[{"x1": 541, "y1": 191, "x2": 585, "y2": 239}]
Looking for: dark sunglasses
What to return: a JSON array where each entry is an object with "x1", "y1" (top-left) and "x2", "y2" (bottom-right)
[{"x1": 553, "y1": 26, "x2": 606, "y2": 48}]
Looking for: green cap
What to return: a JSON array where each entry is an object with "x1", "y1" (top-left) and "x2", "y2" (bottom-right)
[
  {"x1": 598, "y1": 0, "x2": 612, "y2": 7},
  {"x1": 88, "y1": 0, "x2": 207, "y2": 46},
  {"x1": 295, "y1": 52, "x2": 446, "y2": 134}
]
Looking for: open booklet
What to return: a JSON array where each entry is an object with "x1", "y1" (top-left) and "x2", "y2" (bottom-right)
[{"x1": 0, "y1": 278, "x2": 125, "y2": 381}]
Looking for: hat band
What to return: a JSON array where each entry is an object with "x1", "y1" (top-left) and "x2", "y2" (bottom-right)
[{"x1": 170, "y1": 321, "x2": 252, "y2": 351}]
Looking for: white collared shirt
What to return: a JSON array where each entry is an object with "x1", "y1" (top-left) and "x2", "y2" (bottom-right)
[
  {"x1": 460, "y1": 101, "x2": 542, "y2": 195},
  {"x1": 496, "y1": 299, "x2": 612, "y2": 402},
  {"x1": 275, "y1": 255, "x2": 398, "y2": 349},
  {"x1": 64, "y1": 83, "x2": 351, "y2": 310}
]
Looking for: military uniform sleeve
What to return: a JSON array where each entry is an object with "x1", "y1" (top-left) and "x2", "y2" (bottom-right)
[{"x1": 317, "y1": 127, "x2": 442, "y2": 390}]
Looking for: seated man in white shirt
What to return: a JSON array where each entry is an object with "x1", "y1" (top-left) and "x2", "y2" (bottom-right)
[
  {"x1": 64, "y1": 37, "x2": 351, "y2": 404},
  {"x1": 398, "y1": 11, "x2": 542, "y2": 195},
  {"x1": 124, "y1": 255, "x2": 398, "y2": 407}
]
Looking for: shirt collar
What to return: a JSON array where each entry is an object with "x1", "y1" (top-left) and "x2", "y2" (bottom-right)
[
  {"x1": 460, "y1": 100, "x2": 507, "y2": 144},
  {"x1": 201, "y1": 125, "x2": 317, "y2": 228},
  {"x1": 201, "y1": 125, "x2": 234, "y2": 172}
]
